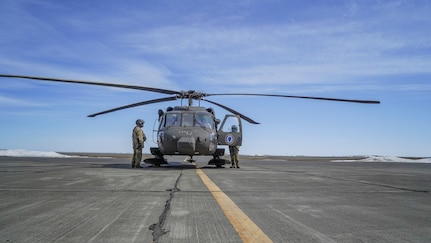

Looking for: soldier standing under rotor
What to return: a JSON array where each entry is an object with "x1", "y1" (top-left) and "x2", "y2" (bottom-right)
[
  {"x1": 229, "y1": 125, "x2": 240, "y2": 168},
  {"x1": 132, "y1": 119, "x2": 146, "y2": 168}
]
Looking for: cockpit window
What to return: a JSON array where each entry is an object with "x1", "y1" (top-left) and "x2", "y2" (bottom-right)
[
  {"x1": 195, "y1": 113, "x2": 215, "y2": 129},
  {"x1": 182, "y1": 113, "x2": 194, "y2": 127},
  {"x1": 165, "y1": 113, "x2": 180, "y2": 127},
  {"x1": 164, "y1": 112, "x2": 215, "y2": 128}
]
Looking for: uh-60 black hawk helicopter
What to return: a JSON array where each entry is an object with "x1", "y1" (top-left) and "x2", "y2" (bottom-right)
[{"x1": 0, "y1": 74, "x2": 380, "y2": 167}]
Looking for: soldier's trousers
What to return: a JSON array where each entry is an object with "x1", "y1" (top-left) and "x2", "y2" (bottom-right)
[
  {"x1": 231, "y1": 153, "x2": 239, "y2": 167},
  {"x1": 132, "y1": 148, "x2": 143, "y2": 167},
  {"x1": 229, "y1": 147, "x2": 240, "y2": 168}
]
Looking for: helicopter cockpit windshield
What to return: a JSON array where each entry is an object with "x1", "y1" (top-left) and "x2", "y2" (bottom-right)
[
  {"x1": 163, "y1": 112, "x2": 215, "y2": 129},
  {"x1": 182, "y1": 113, "x2": 194, "y2": 127},
  {"x1": 165, "y1": 113, "x2": 181, "y2": 127},
  {"x1": 195, "y1": 112, "x2": 214, "y2": 129}
]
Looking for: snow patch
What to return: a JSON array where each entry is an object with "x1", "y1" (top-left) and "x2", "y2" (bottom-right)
[
  {"x1": 332, "y1": 155, "x2": 431, "y2": 163},
  {"x1": 0, "y1": 149, "x2": 79, "y2": 158}
]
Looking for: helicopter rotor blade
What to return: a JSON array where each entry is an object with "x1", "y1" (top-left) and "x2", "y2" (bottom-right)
[
  {"x1": 88, "y1": 96, "x2": 178, "y2": 117},
  {"x1": 206, "y1": 93, "x2": 380, "y2": 104},
  {"x1": 0, "y1": 74, "x2": 180, "y2": 95},
  {"x1": 202, "y1": 98, "x2": 260, "y2": 124}
]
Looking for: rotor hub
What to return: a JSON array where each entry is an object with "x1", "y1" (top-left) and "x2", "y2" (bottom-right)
[{"x1": 177, "y1": 90, "x2": 206, "y2": 99}]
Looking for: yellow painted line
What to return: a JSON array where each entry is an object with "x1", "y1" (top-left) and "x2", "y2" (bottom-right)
[{"x1": 196, "y1": 168, "x2": 273, "y2": 243}]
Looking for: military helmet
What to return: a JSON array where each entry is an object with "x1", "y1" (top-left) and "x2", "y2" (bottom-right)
[
  {"x1": 136, "y1": 119, "x2": 144, "y2": 127},
  {"x1": 231, "y1": 125, "x2": 238, "y2": 132}
]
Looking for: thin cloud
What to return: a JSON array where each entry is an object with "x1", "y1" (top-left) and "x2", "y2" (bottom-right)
[
  {"x1": 116, "y1": 16, "x2": 431, "y2": 87},
  {"x1": 0, "y1": 95, "x2": 48, "y2": 107}
]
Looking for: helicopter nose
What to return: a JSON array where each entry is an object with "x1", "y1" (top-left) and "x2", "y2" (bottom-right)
[{"x1": 177, "y1": 136, "x2": 195, "y2": 155}]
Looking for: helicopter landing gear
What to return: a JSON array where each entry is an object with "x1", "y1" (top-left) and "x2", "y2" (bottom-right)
[
  {"x1": 184, "y1": 155, "x2": 195, "y2": 163},
  {"x1": 208, "y1": 148, "x2": 230, "y2": 168},
  {"x1": 144, "y1": 147, "x2": 168, "y2": 167},
  {"x1": 208, "y1": 157, "x2": 230, "y2": 168},
  {"x1": 143, "y1": 157, "x2": 167, "y2": 167}
]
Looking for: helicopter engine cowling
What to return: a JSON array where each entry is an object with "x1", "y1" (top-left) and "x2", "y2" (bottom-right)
[{"x1": 177, "y1": 136, "x2": 196, "y2": 155}]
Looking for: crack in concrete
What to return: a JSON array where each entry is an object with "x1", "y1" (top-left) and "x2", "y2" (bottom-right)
[{"x1": 149, "y1": 170, "x2": 182, "y2": 242}]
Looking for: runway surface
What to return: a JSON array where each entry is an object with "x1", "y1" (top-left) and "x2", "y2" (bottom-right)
[{"x1": 0, "y1": 155, "x2": 430, "y2": 242}]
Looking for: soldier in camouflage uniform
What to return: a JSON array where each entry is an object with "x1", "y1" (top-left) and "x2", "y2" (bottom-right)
[
  {"x1": 132, "y1": 119, "x2": 146, "y2": 168},
  {"x1": 229, "y1": 125, "x2": 240, "y2": 168}
]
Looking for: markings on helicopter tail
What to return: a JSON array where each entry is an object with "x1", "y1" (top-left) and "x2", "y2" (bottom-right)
[{"x1": 195, "y1": 168, "x2": 273, "y2": 243}]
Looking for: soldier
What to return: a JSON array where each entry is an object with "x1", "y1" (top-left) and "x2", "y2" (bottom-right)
[
  {"x1": 229, "y1": 125, "x2": 240, "y2": 168},
  {"x1": 132, "y1": 119, "x2": 146, "y2": 168}
]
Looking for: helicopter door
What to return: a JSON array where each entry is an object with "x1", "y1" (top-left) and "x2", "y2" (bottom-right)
[
  {"x1": 217, "y1": 114, "x2": 242, "y2": 146},
  {"x1": 152, "y1": 117, "x2": 162, "y2": 144}
]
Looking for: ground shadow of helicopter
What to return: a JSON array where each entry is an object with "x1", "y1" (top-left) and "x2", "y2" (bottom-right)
[
  {"x1": 0, "y1": 74, "x2": 380, "y2": 168},
  {"x1": 101, "y1": 161, "x2": 198, "y2": 170}
]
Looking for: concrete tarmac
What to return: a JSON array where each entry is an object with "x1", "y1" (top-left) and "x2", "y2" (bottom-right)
[{"x1": 0, "y1": 155, "x2": 430, "y2": 242}]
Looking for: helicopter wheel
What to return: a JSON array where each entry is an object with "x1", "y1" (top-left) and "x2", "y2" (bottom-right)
[
  {"x1": 208, "y1": 157, "x2": 229, "y2": 168},
  {"x1": 144, "y1": 157, "x2": 167, "y2": 166}
]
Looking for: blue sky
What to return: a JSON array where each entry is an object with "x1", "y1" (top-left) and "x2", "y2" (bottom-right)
[{"x1": 0, "y1": 0, "x2": 430, "y2": 156}]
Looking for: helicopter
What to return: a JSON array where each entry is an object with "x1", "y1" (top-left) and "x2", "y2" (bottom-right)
[{"x1": 0, "y1": 74, "x2": 380, "y2": 167}]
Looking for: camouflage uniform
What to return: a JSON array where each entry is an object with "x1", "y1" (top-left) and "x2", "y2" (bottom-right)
[
  {"x1": 229, "y1": 145, "x2": 240, "y2": 168},
  {"x1": 132, "y1": 125, "x2": 146, "y2": 168}
]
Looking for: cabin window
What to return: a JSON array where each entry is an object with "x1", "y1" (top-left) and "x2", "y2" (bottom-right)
[{"x1": 219, "y1": 116, "x2": 241, "y2": 133}]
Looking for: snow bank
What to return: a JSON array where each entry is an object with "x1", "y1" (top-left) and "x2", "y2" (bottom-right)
[
  {"x1": 0, "y1": 149, "x2": 78, "y2": 158},
  {"x1": 332, "y1": 155, "x2": 431, "y2": 163}
]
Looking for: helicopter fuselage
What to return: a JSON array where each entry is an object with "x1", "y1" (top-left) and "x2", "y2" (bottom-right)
[
  {"x1": 156, "y1": 106, "x2": 218, "y2": 156},
  {"x1": 150, "y1": 105, "x2": 243, "y2": 158}
]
